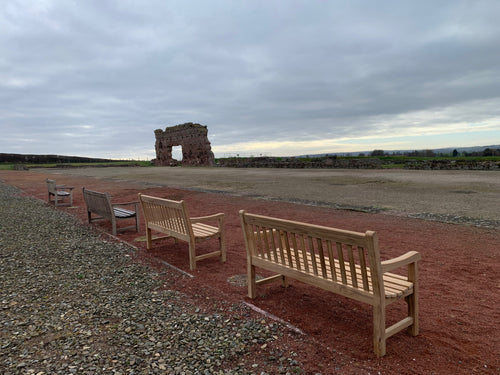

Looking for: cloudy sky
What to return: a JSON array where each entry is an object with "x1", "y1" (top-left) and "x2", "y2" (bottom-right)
[{"x1": 1, "y1": 1, "x2": 499, "y2": 159}]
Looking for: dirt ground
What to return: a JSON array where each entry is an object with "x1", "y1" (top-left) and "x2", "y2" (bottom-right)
[
  {"x1": 35, "y1": 166, "x2": 500, "y2": 221},
  {"x1": 1, "y1": 167, "x2": 499, "y2": 374}
]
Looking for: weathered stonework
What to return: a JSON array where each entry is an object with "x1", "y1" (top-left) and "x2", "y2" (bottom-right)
[
  {"x1": 153, "y1": 123, "x2": 215, "y2": 167},
  {"x1": 216, "y1": 156, "x2": 383, "y2": 169}
]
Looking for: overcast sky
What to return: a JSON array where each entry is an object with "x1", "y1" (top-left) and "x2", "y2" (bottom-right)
[{"x1": 1, "y1": 1, "x2": 499, "y2": 159}]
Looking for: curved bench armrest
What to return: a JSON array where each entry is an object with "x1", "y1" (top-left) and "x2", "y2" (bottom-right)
[
  {"x1": 381, "y1": 250, "x2": 421, "y2": 273},
  {"x1": 112, "y1": 201, "x2": 139, "y2": 207},
  {"x1": 191, "y1": 213, "x2": 225, "y2": 226},
  {"x1": 56, "y1": 185, "x2": 74, "y2": 191}
]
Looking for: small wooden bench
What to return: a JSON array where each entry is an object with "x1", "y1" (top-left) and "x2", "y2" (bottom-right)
[
  {"x1": 240, "y1": 210, "x2": 421, "y2": 357},
  {"x1": 46, "y1": 179, "x2": 74, "y2": 207},
  {"x1": 138, "y1": 193, "x2": 226, "y2": 270},
  {"x1": 82, "y1": 188, "x2": 139, "y2": 236}
]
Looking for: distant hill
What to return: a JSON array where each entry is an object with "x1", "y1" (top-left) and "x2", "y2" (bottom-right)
[{"x1": 297, "y1": 145, "x2": 500, "y2": 158}]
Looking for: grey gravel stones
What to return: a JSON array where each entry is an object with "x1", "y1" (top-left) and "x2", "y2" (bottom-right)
[
  {"x1": 0, "y1": 183, "x2": 300, "y2": 374},
  {"x1": 407, "y1": 212, "x2": 500, "y2": 229}
]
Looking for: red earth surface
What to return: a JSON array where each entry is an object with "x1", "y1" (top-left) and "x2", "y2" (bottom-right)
[{"x1": 1, "y1": 169, "x2": 499, "y2": 374}]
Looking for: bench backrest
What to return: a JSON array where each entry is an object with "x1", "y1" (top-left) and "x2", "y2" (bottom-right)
[
  {"x1": 46, "y1": 179, "x2": 57, "y2": 194},
  {"x1": 138, "y1": 193, "x2": 193, "y2": 241},
  {"x1": 82, "y1": 188, "x2": 114, "y2": 218},
  {"x1": 240, "y1": 210, "x2": 385, "y2": 302}
]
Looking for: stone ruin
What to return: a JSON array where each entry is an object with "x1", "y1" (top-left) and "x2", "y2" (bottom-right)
[{"x1": 153, "y1": 122, "x2": 215, "y2": 167}]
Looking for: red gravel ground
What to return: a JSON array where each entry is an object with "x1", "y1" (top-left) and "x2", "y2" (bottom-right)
[{"x1": 1, "y1": 170, "x2": 499, "y2": 374}]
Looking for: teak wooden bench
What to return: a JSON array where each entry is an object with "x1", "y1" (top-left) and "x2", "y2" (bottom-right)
[
  {"x1": 82, "y1": 188, "x2": 139, "y2": 236},
  {"x1": 46, "y1": 179, "x2": 74, "y2": 207},
  {"x1": 138, "y1": 193, "x2": 226, "y2": 270},
  {"x1": 240, "y1": 210, "x2": 421, "y2": 357}
]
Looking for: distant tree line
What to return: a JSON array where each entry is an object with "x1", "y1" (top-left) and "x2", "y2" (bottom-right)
[
  {"x1": 0, "y1": 153, "x2": 113, "y2": 164},
  {"x1": 370, "y1": 148, "x2": 500, "y2": 157}
]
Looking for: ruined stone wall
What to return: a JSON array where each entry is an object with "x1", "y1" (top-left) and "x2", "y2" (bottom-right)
[
  {"x1": 216, "y1": 156, "x2": 383, "y2": 169},
  {"x1": 153, "y1": 123, "x2": 215, "y2": 166},
  {"x1": 215, "y1": 157, "x2": 500, "y2": 170},
  {"x1": 404, "y1": 159, "x2": 500, "y2": 170}
]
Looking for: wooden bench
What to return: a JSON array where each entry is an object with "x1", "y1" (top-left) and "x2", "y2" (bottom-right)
[
  {"x1": 138, "y1": 193, "x2": 226, "y2": 270},
  {"x1": 240, "y1": 210, "x2": 421, "y2": 357},
  {"x1": 46, "y1": 179, "x2": 74, "y2": 207},
  {"x1": 82, "y1": 188, "x2": 139, "y2": 236}
]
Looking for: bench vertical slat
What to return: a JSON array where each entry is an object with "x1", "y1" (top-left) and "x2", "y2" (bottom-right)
[
  {"x1": 177, "y1": 206, "x2": 188, "y2": 234},
  {"x1": 300, "y1": 235, "x2": 309, "y2": 273},
  {"x1": 161, "y1": 206, "x2": 172, "y2": 229},
  {"x1": 261, "y1": 227, "x2": 274, "y2": 262},
  {"x1": 263, "y1": 227, "x2": 272, "y2": 261},
  {"x1": 251, "y1": 224, "x2": 262, "y2": 258},
  {"x1": 269, "y1": 229, "x2": 284, "y2": 264},
  {"x1": 308, "y1": 236, "x2": 318, "y2": 276},
  {"x1": 168, "y1": 206, "x2": 184, "y2": 234},
  {"x1": 291, "y1": 234, "x2": 301, "y2": 271},
  {"x1": 347, "y1": 245, "x2": 358, "y2": 288},
  {"x1": 337, "y1": 242, "x2": 348, "y2": 284},
  {"x1": 359, "y1": 246, "x2": 370, "y2": 291},
  {"x1": 327, "y1": 240, "x2": 337, "y2": 282},
  {"x1": 317, "y1": 238, "x2": 328, "y2": 278},
  {"x1": 153, "y1": 204, "x2": 162, "y2": 225},
  {"x1": 150, "y1": 203, "x2": 160, "y2": 222},
  {"x1": 258, "y1": 226, "x2": 269, "y2": 259},
  {"x1": 282, "y1": 231, "x2": 294, "y2": 268},
  {"x1": 263, "y1": 227, "x2": 276, "y2": 263}
]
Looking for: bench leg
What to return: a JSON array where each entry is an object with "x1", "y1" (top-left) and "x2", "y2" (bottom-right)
[
  {"x1": 219, "y1": 234, "x2": 226, "y2": 263},
  {"x1": 247, "y1": 263, "x2": 257, "y2": 298},
  {"x1": 407, "y1": 263, "x2": 419, "y2": 336},
  {"x1": 281, "y1": 275, "x2": 289, "y2": 287},
  {"x1": 373, "y1": 303, "x2": 386, "y2": 357},
  {"x1": 146, "y1": 228, "x2": 153, "y2": 250},
  {"x1": 189, "y1": 240, "x2": 196, "y2": 271}
]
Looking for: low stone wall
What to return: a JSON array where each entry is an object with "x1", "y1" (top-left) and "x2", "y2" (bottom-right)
[
  {"x1": 404, "y1": 159, "x2": 500, "y2": 170},
  {"x1": 216, "y1": 157, "x2": 382, "y2": 169},
  {"x1": 216, "y1": 157, "x2": 500, "y2": 170}
]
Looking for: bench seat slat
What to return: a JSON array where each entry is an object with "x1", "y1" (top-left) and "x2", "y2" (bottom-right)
[
  {"x1": 113, "y1": 208, "x2": 136, "y2": 218},
  {"x1": 192, "y1": 223, "x2": 220, "y2": 238}
]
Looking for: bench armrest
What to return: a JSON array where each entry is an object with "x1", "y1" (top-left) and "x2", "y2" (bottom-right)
[
  {"x1": 190, "y1": 213, "x2": 224, "y2": 226},
  {"x1": 112, "y1": 201, "x2": 139, "y2": 209},
  {"x1": 381, "y1": 250, "x2": 421, "y2": 273},
  {"x1": 56, "y1": 185, "x2": 74, "y2": 191}
]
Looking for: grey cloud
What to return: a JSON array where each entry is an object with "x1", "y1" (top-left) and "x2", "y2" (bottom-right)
[{"x1": 1, "y1": 1, "x2": 499, "y2": 157}]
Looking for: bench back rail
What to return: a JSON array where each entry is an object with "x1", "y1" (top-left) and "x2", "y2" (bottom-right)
[{"x1": 242, "y1": 211, "x2": 385, "y2": 302}]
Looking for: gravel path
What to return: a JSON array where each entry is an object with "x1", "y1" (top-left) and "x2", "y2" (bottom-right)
[{"x1": 0, "y1": 183, "x2": 298, "y2": 374}]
